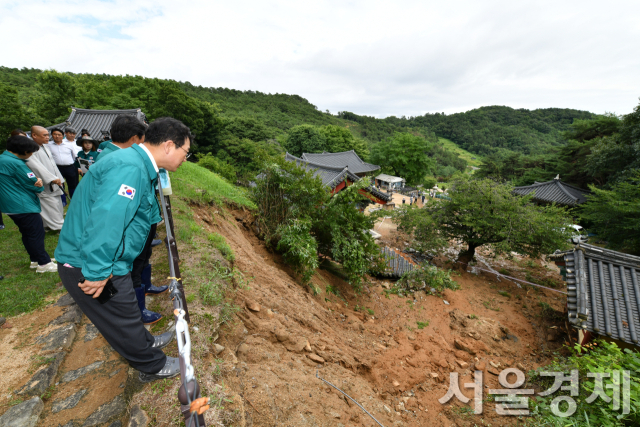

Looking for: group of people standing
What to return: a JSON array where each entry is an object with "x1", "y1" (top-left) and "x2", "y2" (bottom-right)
[{"x1": 1, "y1": 115, "x2": 193, "y2": 382}]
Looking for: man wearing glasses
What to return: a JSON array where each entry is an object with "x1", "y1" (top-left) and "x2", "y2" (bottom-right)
[
  {"x1": 55, "y1": 117, "x2": 194, "y2": 382},
  {"x1": 93, "y1": 115, "x2": 174, "y2": 325}
]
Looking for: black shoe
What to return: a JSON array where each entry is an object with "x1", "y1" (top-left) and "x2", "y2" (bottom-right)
[
  {"x1": 152, "y1": 330, "x2": 175, "y2": 349},
  {"x1": 138, "y1": 356, "x2": 180, "y2": 383},
  {"x1": 151, "y1": 239, "x2": 163, "y2": 247}
]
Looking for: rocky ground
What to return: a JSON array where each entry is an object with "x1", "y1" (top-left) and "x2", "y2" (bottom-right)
[{"x1": 0, "y1": 206, "x2": 570, "y2": 427}]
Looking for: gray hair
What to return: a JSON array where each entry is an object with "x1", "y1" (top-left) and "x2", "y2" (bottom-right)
[{"x1": 65, "y1": 127, "x2": 77, "y2": 134}]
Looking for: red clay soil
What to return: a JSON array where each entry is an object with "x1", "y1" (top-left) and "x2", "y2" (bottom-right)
[{"x1": 192, "y1": 207, "x2": 570, "y2": 427}]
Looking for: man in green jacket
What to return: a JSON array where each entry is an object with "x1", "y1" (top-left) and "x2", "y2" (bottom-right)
[
  {"x1": 94, "y1": 115, "x2": 167, "y2": 325},
  {"x1": 0, "y1": 135, "x2": 57, "y2": 272},
  {"x1": 55, "y1": 117, "x2": 192, "y2": 382}
]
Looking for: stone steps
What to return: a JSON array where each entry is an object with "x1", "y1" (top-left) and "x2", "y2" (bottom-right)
[{"x1": 0, "y1": 294, "x2": 150, "y2": 427}]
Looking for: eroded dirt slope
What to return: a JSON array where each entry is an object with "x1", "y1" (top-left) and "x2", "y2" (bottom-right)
[{"x1": 191, "y1": 207, "x2": 569, "y2": 427}]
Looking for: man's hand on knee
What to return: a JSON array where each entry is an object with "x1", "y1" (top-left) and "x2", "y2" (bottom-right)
[{"x1": 79, "y1": 275, "x2": 113, "y2": 298}]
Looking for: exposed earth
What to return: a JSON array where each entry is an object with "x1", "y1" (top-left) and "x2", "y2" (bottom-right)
[{"x1": 0, "y1": 204, "x2": 571, "y2": 427}]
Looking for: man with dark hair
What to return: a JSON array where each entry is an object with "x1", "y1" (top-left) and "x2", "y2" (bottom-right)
[
  {"x1": 0, "y1": 136, "x2": 57, "y2": 272},
  {"x1": 49, "y1": 127, "x2": 79, "y2": 197},
  {"x1": 55, "y1": 117, "x2": 193, "y2": 382},
  {"x1": 95, "y1": 115, "x2": 146, "y2": 162},
  {"x1": 28, "y1": 126, "x2": 65, "y2": 231},
  {"x1": 63, "y1": 127, "x2": 81, "y2": 155},
  {"x1": 93, "y1": 114, "x2": 166, "y2": 325}
]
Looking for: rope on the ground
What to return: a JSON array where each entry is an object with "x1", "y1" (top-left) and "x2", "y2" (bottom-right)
[
  {"x1": 454, "y1": 260, "x2": 568, "y2": 295},
  {"x1": 316, "y1": 371, "x2": 386, "y2": 427}
]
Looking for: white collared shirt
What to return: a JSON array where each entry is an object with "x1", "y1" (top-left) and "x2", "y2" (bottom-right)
[
  {"x1": 48, "y1": 141, "x2": 77, "y2": 166},
  {"x1": 139, "y1": 143, "x2": 159, "y2": 173},
  {"x1": 63, "y1": 138, "x2": 83, "y2": 154}
]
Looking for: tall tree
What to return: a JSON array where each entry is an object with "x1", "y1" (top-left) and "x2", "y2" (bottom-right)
[
  {"x1": 392, "y1": 178, "x2": 571, "y2": 263},
  {"x1": 580, "y1": 171, "x2": 640, "y2": 255},
  {"x1": 369, "y1": 132, "x2": 435, "y2": 185},
  {"x1": 284, "y1": 124, "x2": 326, "y2": 156},
  {"x1": 0, "y1": 83, "x2": 29, "y2": 145}
]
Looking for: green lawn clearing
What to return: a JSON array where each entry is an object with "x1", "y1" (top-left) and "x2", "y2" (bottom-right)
[
  {"x1": 438, "y1": 137, "x2": 483, "y2": 168},
  {"x1": 0, "y1": 217, "x2": 64, "y2": 317}
]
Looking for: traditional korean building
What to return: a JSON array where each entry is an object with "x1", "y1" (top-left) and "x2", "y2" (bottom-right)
[
  {"x1": 550, "y1": 243, "x2": 640, "y2": 348},
  {"x1": 300, "y1": 150, "x2": 380, "y2": 178},
  {"x1": 284, "y1": 153, "x2": 391, "y2": 205},
  {"x1": 41, "y1": 107, "x2": 148, "y2": 140},
  {"x1": 513, "y1": 176, "x2": 590, "y2": 207}
]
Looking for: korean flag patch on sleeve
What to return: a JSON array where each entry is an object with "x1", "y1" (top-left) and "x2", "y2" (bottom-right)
[
  {"x1": 27, "y1": 172, "x2": 36, "y2": 178},
  {"x1": 118, "y1": 184, "x2": 136, "y2": 200}
]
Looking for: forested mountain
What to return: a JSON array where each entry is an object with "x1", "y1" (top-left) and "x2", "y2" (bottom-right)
[
  {"x1": 0, "y1": 66, "x2": 600, "y2": 184},
  {"x1": 339, "y1": 106, "x2": 597, "y2": 155}
]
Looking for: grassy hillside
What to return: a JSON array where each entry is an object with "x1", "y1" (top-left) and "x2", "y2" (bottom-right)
[{"x1": 437, "y1": 137, "x2": 483, "y2": 168}]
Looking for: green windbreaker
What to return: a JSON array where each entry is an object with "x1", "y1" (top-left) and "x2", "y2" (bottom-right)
[
  {"x1": 55, "y1": 144, "x2": 162, "y2": 281},
  {"x1": 0, "y1": 151, "x2": 43, "y2": 214}
]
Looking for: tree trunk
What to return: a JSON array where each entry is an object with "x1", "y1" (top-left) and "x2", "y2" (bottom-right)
[{"x1": 456, "y1": 244, "x2": 477, "y2": 266}]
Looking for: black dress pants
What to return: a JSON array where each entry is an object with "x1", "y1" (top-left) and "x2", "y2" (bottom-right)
[
  {"x1": 57, "y1": 164, "x2": 79, "y2": 198},
  {"x1": 131, "y1": 223, "x2": 157, "y2": 288},
  {"x1": 57, "y1": 265, "x2": 166, "y2": 373},
  {"x1": 7, "y1": 213, "x2": 51, "y2": 265}
]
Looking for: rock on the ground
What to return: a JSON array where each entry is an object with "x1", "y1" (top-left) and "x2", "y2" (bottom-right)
[
  {"x1": 55, "y1": 293, "x2": 76, "y2": 307},
  {"x1": 108, "y1": 422, "x2": 122, "y2": 427},
  {"x1": 488, "y1": 367, "x2": 500, "y2": 376},
  {"x1": 50, "y1": 305, "x2": 83, "y2": 325},
  {"x1": 213, "y1": 344, "x2": 225, "y2": 355},
  {"x1": 307, "y1": 354, "x2": 325, "y2": 364},
  {"x1": 62, "y1": 361, "x2": 104, "y2": 383},
  {"x1": 0, "y1": 396, "x2": 43, "y2": 427},
  {"x1": 36, "y1": 324, "x2": 76, "y2": 352},
  {"x1": 127, "y1": 405, "x2": 149, "y2": 427},
  {"x1": 84, "y1": 324, "x2": 100, "y2": 342},
  {"x1": 0, "y1": 317, "x2": 5, "y2": 327},
  {"x1": 245, "y1": 300, "x2": 261, "y2": 312},
  {"x1": 453, "y1": 338, "x2": 476, "y2": 355},
  {"x1": 275, "y1": 329, "x2": 289, "y2": 342},
  {"x1": 236, "y1": 343, "x2": 250, "y2": 360},
  {"x1": 18, "y1": 352, "x2": 65, "y2": 397},
  {"x1": 474, "y1": 361, "x2": 486, "y2": 371},
  {"x1": 83, "y1": 395, "x2": 126, "y2": 427},
  {"x1": 456, "y1": 360, "x2": 469, "y2": 369},
  {"x1": 52, "y1": 389, "x2": 87, "y2": 413},
  {"x1": 285, "y1": 337, "x2": 310, "y2": 353}
]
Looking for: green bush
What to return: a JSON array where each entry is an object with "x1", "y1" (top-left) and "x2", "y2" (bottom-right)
[
  {"x1": 276, "y1": 219, "x2": 318, "y2": 285},
  {"x1": 252, "y1": 156, "x2": 383, "y2": 289},
  {"x1": 397, "y1": 263, "x2": 460, "y2": 295},
  {"x1": 197, "y1": 153, "x2": 237, "y2": 182},
  {"x1": 529, "y1": 340, "x2": 640, "y2": 426}
]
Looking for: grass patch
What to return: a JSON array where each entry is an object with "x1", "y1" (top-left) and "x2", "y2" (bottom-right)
[
  {"x1": 437, "y1": 137, "x2": 483, "y2": 168},
  {"x1": 498, "y1": 268, "x2": 510, "y2": 275},
  {"x1": 498, "y1": 290, "x2": 511, "y2": 298},
  {"x1": 367, "y1": 308, "x2": 375, "y2": 316},
  {"x1": 417, "y1": 321, "x2": 429, "y2": 329},
  {"x1": 483, "y1": 299, "x2": 501, "y2": 311},
  {"x1": 170, "y1": 162, "x2": 255, "y2": 209},
  {"x1": 0, "y1": 219, "x2": 64, "y2": 317},
  {"x1": 207, "y1": 233, "x2": 235, "y2": 262}
]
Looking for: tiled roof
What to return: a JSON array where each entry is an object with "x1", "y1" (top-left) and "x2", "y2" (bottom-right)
[
  {"x1": 285, "y1": 153, "x2": 391, "y2": 202},
  {"x1": 554, "y1": 244, "x2": 640, "y2": 346},
  {"x1": 285, "y1": 153, "x2": 360, "y2": 189},
  {"x1": 513, "y1": 178, "x2": 590, "y2": 206},
  {"x1": 301, "y1": 150, "x2": 380, "y2": 174},
  {"x1": 44, "y1": 107, "x2": 147, "y2": 140}
]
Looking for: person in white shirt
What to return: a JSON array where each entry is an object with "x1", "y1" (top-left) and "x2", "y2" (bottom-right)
[
  {"x1": 49, "y1": 128, "x2": 79, "y2": 198},
  {"x1": 27, "y1": 126, "x2": 65, "y2": 231},
  {"x1": 63, "y1": 127, "x2": 82, "y2": 155}
]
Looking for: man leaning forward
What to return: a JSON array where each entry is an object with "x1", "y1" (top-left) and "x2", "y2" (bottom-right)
[{"x1": 55, "y1": 117, "x2": 193, "y2": 382}]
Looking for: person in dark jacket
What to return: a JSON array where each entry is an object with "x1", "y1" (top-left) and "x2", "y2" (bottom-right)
[{"x1": 0, "y1": 136, "x2": 57, "y2": 273}]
